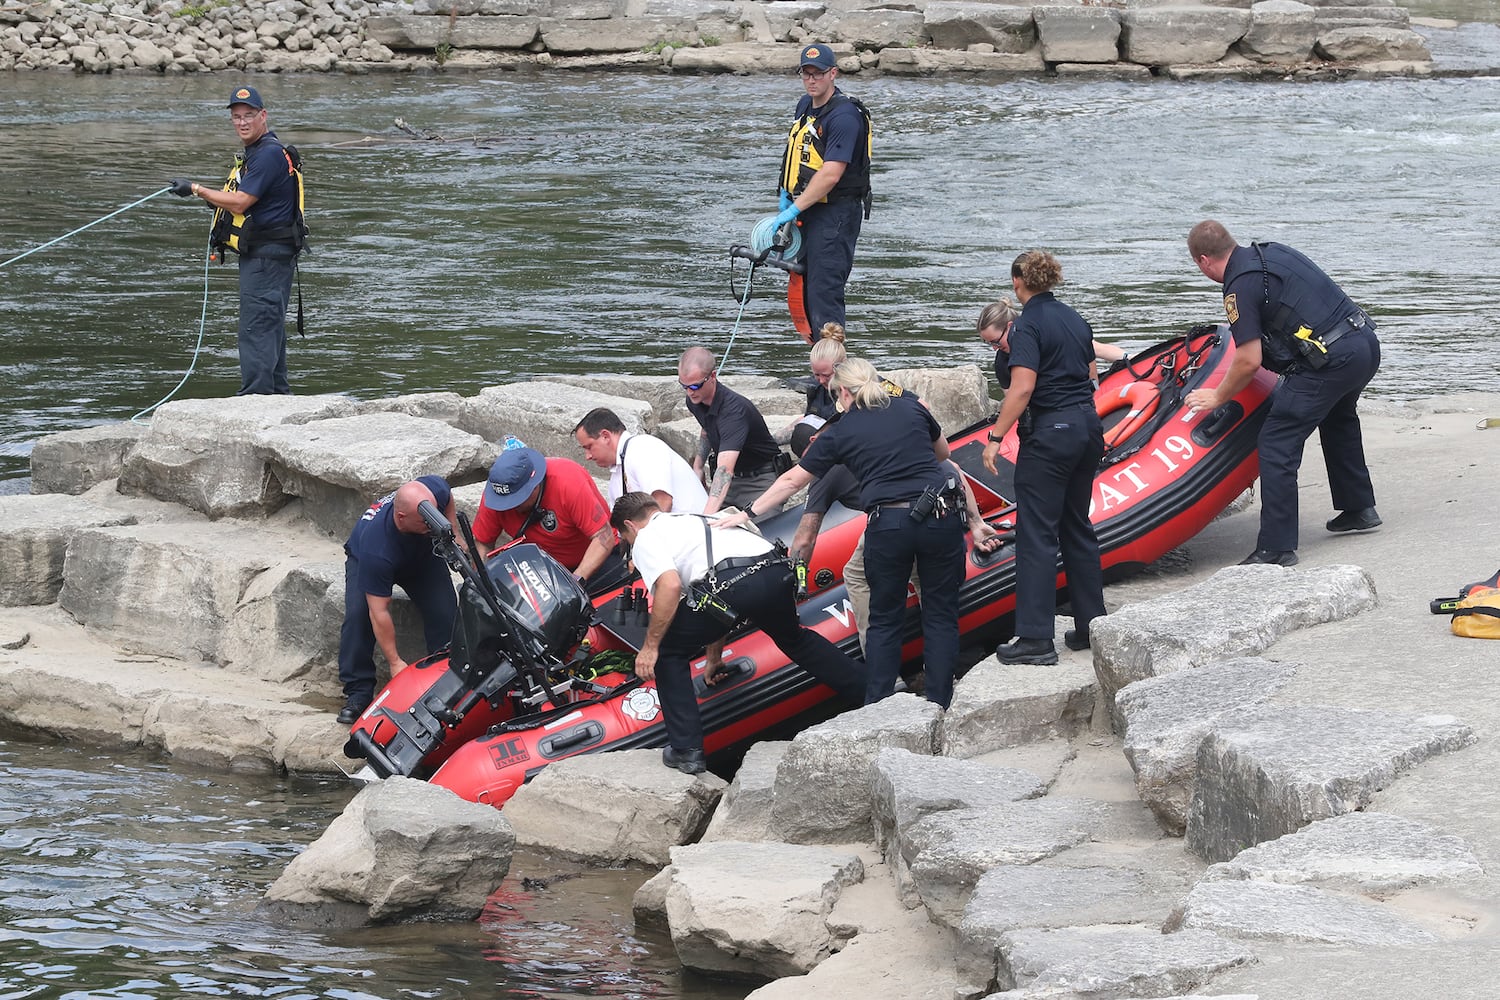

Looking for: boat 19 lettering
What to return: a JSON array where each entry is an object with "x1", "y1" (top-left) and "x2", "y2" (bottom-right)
[{"x1": 1092, "y1": 435, "x2": 1196, "y2": 514}]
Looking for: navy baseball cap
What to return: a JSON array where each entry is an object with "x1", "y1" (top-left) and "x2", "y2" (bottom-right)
[
  {"x1": 800, "y1": 44, "x2": 837, "y2": 71},
  {"x1": 226, "y1": 86, "x2": 264, "y2": 110},
  {"x1": 481, "y1": 447, "x2": 546, "y2": 512}
]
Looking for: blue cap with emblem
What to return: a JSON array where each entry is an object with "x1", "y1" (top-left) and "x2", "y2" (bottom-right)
[
  {"x1": 481, "y1": 447, "x2": 546, "y2": 512},
  {"x1": 226, "y1": 85, "x2": 265, "y2": 110},
  {"x1": 799, "y1": 44, "x2": 837, "y2": 70}
]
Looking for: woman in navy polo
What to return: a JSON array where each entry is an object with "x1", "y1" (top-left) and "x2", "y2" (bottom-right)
[{"x1": 981, "y1": 251, "x2": 1106, "y2": 665}]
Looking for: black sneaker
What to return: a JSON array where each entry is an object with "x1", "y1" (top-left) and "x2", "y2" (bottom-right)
[
  {"x1": 1064, "y1": 628, "x2": 1091, "y2": 651},
  {"x1": 996, "y1": 637, "x2": 1058, "y2": 665},
  {"x1": 1326, "y1": 508, "x2": 1382, "y2": 533},
  {"x1": 336, "y1": 700, "x2": 370, "y2": 726},
  {"x1": 662, "y1": 746, "x2": 707, "y2": 775},
  {"x1": 1239, "y1": 548, "x2": 1299, "y2": 566}
]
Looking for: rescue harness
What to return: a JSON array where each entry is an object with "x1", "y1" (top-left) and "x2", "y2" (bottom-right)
[{"x1": 780, "y1": 92, "x2": 873, "y2": 220}]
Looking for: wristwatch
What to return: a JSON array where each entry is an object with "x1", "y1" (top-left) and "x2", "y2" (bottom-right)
[{"x1": 987, "y1": 431, "x2": 1004, "y2": 443}]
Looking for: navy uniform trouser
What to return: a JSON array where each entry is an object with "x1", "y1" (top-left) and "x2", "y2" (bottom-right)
[
  {"x1": 337, "y1": 553, "x2": 457, "y2": 704},
  {"x1": 237, "y1": 244, "x2": 296, "y2": 395},
  {"x1": 1013, "y1": 404, "x2": 1107, "y2": 641},
  {"x1": 1257, "y1": 330, "x2": 1381, "y2": 552},
  {"x1": 655, "y1": 562, "x2": 865, "y2": 751},
  {"x1": 861, "y1": 505, "x2": 967, "y2": 709},
  {"x1": 799, "y1": 197, "x2": 863, "y2": 333}
]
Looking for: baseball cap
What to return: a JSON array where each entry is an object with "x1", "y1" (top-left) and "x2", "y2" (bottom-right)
[
  {"x1": 799, "y1": 44, "x2": 837, "y2": 71},
  {"x1": 790, "y1": 414, "x2": 827, "y2": 458},
  {"x1": 226, "y1": 86, "x2": 265, "y2": 110},
  {"x1": 481, "y1": 447, "x2": 546, "y2": 512}
]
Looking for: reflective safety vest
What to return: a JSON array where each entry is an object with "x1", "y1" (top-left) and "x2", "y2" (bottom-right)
[
  {"x1": 1221, "y1": 242, "x2": 1362, "y2": 373},
  {"x1": 780, "y1": 92, "x2": 872, "y2": 210},
  {"x1": 209, "y1": 140, "x2": 307, "y2": 259}
]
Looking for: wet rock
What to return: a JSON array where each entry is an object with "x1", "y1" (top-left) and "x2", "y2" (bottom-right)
[
  {"x1": 994, "y1": 924, "x2": 1256, "y2": 995},
  {"x1": 28, "y1": 421, "x2": 146, "y2": 495},
  {"x1": 1120, "y1": 7, "x2": 1253, "y2": 65},
  {"x1": 118, "y1": 395, "x2": 357, "y2": 519},
  {"x1": 770, "y1": 693, "x2": 942, "y2": 845},
  {"x1": 253, "y1": 411, "x2": 492, "y2": 539},
  {"x1": 462, "y1": 382, "x2": 655, "y2": 461},
  {"x1": 1185, "y1": 704, "x2": 1477, "y2": 862},
  {"x1": 871, "y1": 747, "x2": 1044, "y2": 904},
  {"x1": 503, "y1": 748, "x2": 726, "y2": 865},
  {"x1": 1034, "y1": 5, "x2": 1122, "y2": 63},
  {"x1": 1316, "y1": 23, "x2": 1429, "y2": 59},
  {"x1": 701, "y1": 739, "x2": 790, "y2": 843},
  {"x1": 1116, "y1": 657, "x2": 1298, "y2": 835},
  {"x1": 0, "y1": 495, "x2": 137, "y2": 606},
  {"x1": 632, "y1": 865, "x2": 672, "y2": 932},
  {"x1": 941, "y1": 659, "x2": 1096, "y2": 759},
  {"x1": 260, "y1": 776, "x2": 514, "y2": 926},
  {"x1": 665, "y1": 840, "x2": 863, "y2": 978},
  {"x1": 1091, "y1": 563, "x2": 1378, "y2": 722},
  {"x1": 1203, "y1": 811, "x2": 1484, "y2": 892},
  {"x1": 1167, "y1": 879, "x2": 1438, "y2": 945},
  {"x1": 923, "y1": 3, "x2": 1037, "y2": 53},
  {"x1": 1238, "y1": 0, "x2": 1317, "y2": 61}
]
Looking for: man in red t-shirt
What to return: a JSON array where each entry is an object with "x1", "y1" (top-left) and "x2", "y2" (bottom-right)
[{"x1": 472, "y1": 447, "x2": 619, "y2": 587}]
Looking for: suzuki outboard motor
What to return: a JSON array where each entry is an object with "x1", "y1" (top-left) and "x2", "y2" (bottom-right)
[{"x1": 450, "y1": 542, "x2": 592, "y2": 688}]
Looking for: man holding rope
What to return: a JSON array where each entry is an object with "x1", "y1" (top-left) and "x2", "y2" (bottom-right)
[{"x1": 170, "y1": 85, "x2": 305, "y2": 396}]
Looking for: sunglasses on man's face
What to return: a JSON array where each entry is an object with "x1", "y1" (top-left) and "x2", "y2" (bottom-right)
[{"x1": 680, "y1": 374, "x2": 713, "y2": 391}]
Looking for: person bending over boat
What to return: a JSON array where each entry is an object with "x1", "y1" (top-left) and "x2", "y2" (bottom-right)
[
  {"x1": 611, "y1": 492, "x2": 866, "y2": 775},
  {"x1": 574, "y1": 407, "x2": 708, "y2": 513},
  {"x1": 472, "y1": 447, "x2": 624, "y2": 592},
  {"x1": 982, "y1": 251, "x2": 1107, "y2": 666},
  {"x1": 721, "y1": 358, "x2": 969, "y2": 708},
  {"x1": 337, "y1": 477, "x2": 460, "y2": 725},
  {"x1": 978, "y1": 298, "x2": 1129, "y2": 390},
  {"x1": 1184, "y1": 220, "x2": 1382, "y2": 567},
  {"x1": 679, "y1": 346, "x2": 789, "y2": 518}
]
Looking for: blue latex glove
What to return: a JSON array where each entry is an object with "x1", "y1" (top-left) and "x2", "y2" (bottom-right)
[
  {"x1": 778, "y1": 189, "x2": 794, "y2": 212},
  {"x1": 773, "y1": 204, "x2": 801, "y2": 228}
]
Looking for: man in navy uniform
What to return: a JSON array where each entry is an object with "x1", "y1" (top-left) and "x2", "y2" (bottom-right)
[
  {"x1": 336, "y1": 477, "x2": 458, "y2": 725},
  {"x1": 1184, "y1": 219, "x2": 1382, "y2": 567}
]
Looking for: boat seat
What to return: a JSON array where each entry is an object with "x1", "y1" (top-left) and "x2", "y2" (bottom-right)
[{"x1": 949, "y1": 438, "x2": 1015, "y2": 510}]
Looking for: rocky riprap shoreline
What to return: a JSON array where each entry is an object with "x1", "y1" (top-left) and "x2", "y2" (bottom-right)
[
  {"x1": 1, "y1": 375, "x2": 1493, "y2": 997},
  {"x1": 0, "y1": 0, "x2": 1437, "y2": 77}
]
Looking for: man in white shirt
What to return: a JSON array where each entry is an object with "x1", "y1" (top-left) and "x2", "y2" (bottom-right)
[
  {"x1": 574, "y1": 407, "x2": 708, "y2": 513},
  {"x1": 611, "y1": 492, "x2": 864, "y2": 774}
]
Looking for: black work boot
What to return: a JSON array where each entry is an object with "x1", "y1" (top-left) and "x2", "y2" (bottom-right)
[
  {"x1": 996, "y1": 637, "x2": 1058, "y2": 665},
  {"x1": 1326, "y1": 508, "x2": 1382, "y2": 533}
]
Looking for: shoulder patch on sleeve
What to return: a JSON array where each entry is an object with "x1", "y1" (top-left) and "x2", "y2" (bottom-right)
[{"x1": 1223, "y1": 293, "x2": 1239, "y2": 324}]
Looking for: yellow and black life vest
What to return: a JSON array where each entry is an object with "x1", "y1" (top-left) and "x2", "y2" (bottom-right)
[
  {"x1": 209, "y1": 140, "x2": 307, "y2": 260},
  {"x1": 780, "y1": 92, "x2": 872, "y2": 213}
]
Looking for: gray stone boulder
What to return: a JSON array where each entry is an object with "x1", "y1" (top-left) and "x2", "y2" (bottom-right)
[
  {"x1": 632, "y1": 865, "x2": 672, "y2": 932},
  {"x1": 770, "y1": 694, "x2": 942, "y2": 844},
  {"x1": 0, "y1": 495, "x2": 137, "y2": 606},
  {"x1": 701, "y1": 739, "x2": 789, "y2": 842},
  {"x1": 876, "y1": 45, "x2": 1048, "y2": 73},
  {"x1": 881, "y1": 365, "x2": 996, "y2": 438},
  {"x1": 1314, "y1": 4, "x2": 1409, "y2": 30},
  {"x1": 461, "y1": 382, "x2": 656, "y2": 461},
  {"x1": 1120, "y1": 7, "x2": 1252, "y2": 65},
  {"x1": 1116, "y1": 657, "x2": 1298, "y2": 835},
  {"x1": 812, "y1": 8, "x2": 927, "y2": 49},
  {"x1": 503, "y1": 749, "x2": 727, "y2": 865},
  {"x1": 1316, "y1": 24, "x2": 1429, "y2": 60},
  {"x1": 540, "y1": 14, "x2": 696, "y2": 52},
  {"x1": 28, "y1": 421, "x2": 147, "y2": 495},
  {"x1": 354, "y1": 391, "x2": 470, "y2": 428},
  {"x1": 216, "y1": 558, "x2": 360, "y2": 689},
  {"x1": 1186, "y1": 704, "x2": 1477, "y2": 863},
  {"x1": 898, "y1": 797, "x2": 1128, "y2": 925},
  {"x1": 1167, "y1": 879, "x2": 1437, "y2": 945},
  {"x1": 656, "y1": 415, "x2": 707, "y2": 464},
  {"x1": 923, "y1": 3, "x2": 1037, "y2": 53},
  {"x1": 366, "y1": 13, "x2": 540, "y2": 48},
  {"x1": 60, "y1": 522, "x2": 304, "y2": 664},
  {"x1": 957, "y1": 864, "x2": 1196, "y2": 999},
  {"x1": 940, "y1": 659, "x2": 1096, "y2": 759},
  {"x1": 253, "y1": 412, "x2": 492, "y2": 539},
  {"x1": 1091, "y1": 563, "x2": 1378, "y2": 722},
  {"x1": 994, "y1": 924, "x2": 1256, "y2": 996},
  {"x1": 1034, "y1": 5, "x2": 1122, "y2": 63},
  {"x1": 1203, "y1": 811, "x2": 1484, "y2": 892},
  {"x1": 260, "y1": 776, "x2": 514, "y2": 926},
  {"x1": 871, "y1": 747, "x2": 1045, "y2": 904},
  {"x1": 536, "y1": 373, "x2": 686, "y2": 424},
  {"x1": 665, "y1": 840, "x2": 864, "y2": 978},
  {"x1": 117, "y1": 395, "x2": 357, "y2": 519},
  {"x1": 1238, "y1": 0, "x2": 1317, "y2": 61}
]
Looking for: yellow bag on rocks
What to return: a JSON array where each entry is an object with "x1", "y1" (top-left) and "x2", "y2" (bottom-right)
[{"x1": 1451, "y1": 589, "x2": 1500, "y2": 640}]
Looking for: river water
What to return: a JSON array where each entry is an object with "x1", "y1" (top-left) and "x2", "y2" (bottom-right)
[{"x1": 3, "y1": 22, "x2": 1500, "y2": 997}]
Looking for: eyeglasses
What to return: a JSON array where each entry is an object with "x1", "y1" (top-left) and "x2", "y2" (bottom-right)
[
  {"x1": 798, "y1": 67, "x2": 830, "y2": 79},
  {"x1": 230, "y1": 112, "x2": 262, "y2": 124},
  {"x1": 680, "y1": 374, "x2": 713, "y2": 391}
]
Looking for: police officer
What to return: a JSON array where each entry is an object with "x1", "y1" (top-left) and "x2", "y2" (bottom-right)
[
  {"x1": 1184, "y1": 220, "x2": 1382, "y2": 566},
  {"x1": 678, "y1": 346, "x2": 787, "y2": 517},
  {"x1": 771, "y1": 43, "x2": 872, "y2": 340},
  {"x1": 337, "y1": 477, "x2": 458, "y2": 724},
  {"x1": 170, "y1": 85, "x2": 305, "y2": 395},
  {"x1": 611, "y1": 492, "x2": 865, "y2": 774},
  {"x1": 722, "y1": 357, "x2": 969, "y2": 709},
  {"x1": 981, "y1": 252, "x2": 1107, "y2": 665}
]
